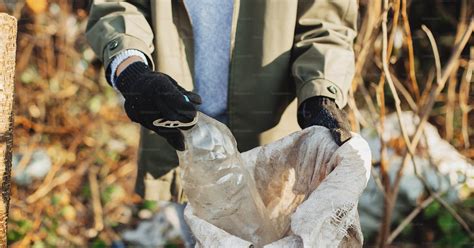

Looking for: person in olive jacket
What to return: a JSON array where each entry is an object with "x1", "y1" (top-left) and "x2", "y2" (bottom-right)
[{"x1": 86, "y1": 0, "x2": 357, "y2": 203}]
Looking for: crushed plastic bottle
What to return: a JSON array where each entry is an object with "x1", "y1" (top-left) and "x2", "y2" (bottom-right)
[{"x1": 177, "y1": 113, "x2": 279, "y2": 247}]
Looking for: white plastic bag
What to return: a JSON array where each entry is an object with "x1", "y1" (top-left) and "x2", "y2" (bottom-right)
[{"x1": 178, "y1": 113, "x2": 372, "y2": 247}]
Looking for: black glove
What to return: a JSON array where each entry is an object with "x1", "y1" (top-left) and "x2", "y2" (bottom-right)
[
  {"x1": 115, "y1": 62, "x2": 201, "y2": 151},
  {"x1": 297, "y1": 96, "x2": 351, "y2": 146}
]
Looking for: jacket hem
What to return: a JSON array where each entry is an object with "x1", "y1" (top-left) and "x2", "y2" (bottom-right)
[{"x1": 297, "y1": 78, "x2": 346, "y2": 109}]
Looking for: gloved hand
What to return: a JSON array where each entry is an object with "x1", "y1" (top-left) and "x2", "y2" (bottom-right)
[
  {"x1": 115, "y1": 62, "x2": 201, "y2": 151},
  {"x1": 297, "y1": 96, "x2": 351, "y2": 146}
]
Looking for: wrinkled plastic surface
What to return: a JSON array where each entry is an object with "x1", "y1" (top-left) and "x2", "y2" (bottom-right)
[{"x1": 178, "y1": 113, "x2": 372, "y2": 247}]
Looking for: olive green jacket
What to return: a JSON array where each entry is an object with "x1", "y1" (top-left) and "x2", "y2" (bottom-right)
[{"x1": 86, "y1": 0, "x2": 357, "y2": 201}]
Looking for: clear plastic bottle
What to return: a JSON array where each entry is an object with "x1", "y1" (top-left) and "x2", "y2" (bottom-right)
[{"x1": 177, "y1": 113, "x2": 279, "y2": 247}]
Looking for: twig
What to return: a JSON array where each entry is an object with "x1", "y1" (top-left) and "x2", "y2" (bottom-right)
[
  {"x1": 57, "y1": 226, "x2": 86, "y2": 246},
  {"x1": 401, "y1": 0, "x2": 420, "y2": 100},
  {"x1": 445, "y1": 0, "x2": 471, "y2": 140},
  {"x1": 438, "y1": 20, "x2": 473, "y2": 86},
  {"x1": 420, "y1": 25, "x2": 442, "y2": 81},
  {"x1": 445, "y1": 73, "x2": 457, "y2": 140},
  {"x1": 378, "y1": 0, "x2": 422, "y2": 243},
  {"x1": 352, "y1": 2, "x2": 384, "y2": 97},
  {"x1": 11, "y1": 143, "x2": 36, "y2": 177},
  {"x1": 377, "y1": 2, "x2": 392, "y2": 246},
  {"x1": 383, "y1": 18, "x2": 474, "y2": 246},
  {"x1": 347, "y1": 89, "x2": 362, "y2": 132},
  {"x1": 357, "y1": 79, "x2": 379, "y2": 126},
  {"x1": 391, "y1": 72, "x2": 418, "y2": 111},
  {"x1": 378, "y1": 5, "x2": 470, "y2": 247},
  {"x1": 103, "y1": 161, "x2": 135, "y2": 185},
  {"x1": 16, "y1": 206, "x2": 44, "y2": 247},
  {"x1": 392, "y1": 19, "x2": 474, "y2": 200},
  {"x1": 421, "y1": 24, "x2": 456, "y2": 140},
  {"x1": 413, "y1": 20, "x2": 472, "y2": 144},
  {"x1": 388, "y1": 174, "x2": 473, "y2": 244},
  {"x1": 26, "y1": 171, "x2": 73, "y2": 203},
  {"x1": 26, "y1": 157, "x2": 65, "y2": 203},
  {"x1": 404, "y1": 150, "x2": 474, "y2": 239},
  {"x1": 371, "y1": 57, "x2": 418, "y2": 111},
  {"x1": 418, "y1": 68, "x2": 435, "y2": 108},
  {"x1": 459, "y1": 48, "x2": 473, "y2": 148},
  {"x1": 354, "y1": 25, "x2": 382, "y2": 81},
  {"x1": 89, "y1": 167, "x2": 104, "y2": 232},
  {"x1": 370, "y1": 166, "x2": 390, "y2": 202},
  {"x1": 386, "y1": 0, "x2": 401, "y2": 59},
  {"x1": 382, "y1": 12, "x2": 416, "y2": 158},
  {"x1": 387, "y1": 194, "x2": 435, "y2": 243},
  {"x1": 434, "y1": 194, "x2": 474, "y2": 239},
  {"x1": 357, "y1": 0, "x2": 382, "y2": 46},
  {"x1": 347, "y1": 90, "x2": 370, "y2": 129}
]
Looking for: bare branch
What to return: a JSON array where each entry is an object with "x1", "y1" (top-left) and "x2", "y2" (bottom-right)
[
  {"x1": 387, "y1": 195, "x2": 435, "y2": 243},
  {"x1": 421, "y1": 25, "x2": 442, "y2": 82}
]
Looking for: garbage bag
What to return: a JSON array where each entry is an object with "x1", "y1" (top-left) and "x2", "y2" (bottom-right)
[{"x1": 177, "y1": 113, "x2": 372, "y2": 247}]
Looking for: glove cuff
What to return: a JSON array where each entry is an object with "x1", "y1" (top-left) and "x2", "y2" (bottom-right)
[
  {"x1": 115, "y1": 62, "x2": 150, "y2": 93},
  {"x1": 309, "y1": 96, "x2": 338, "y2": 108}
]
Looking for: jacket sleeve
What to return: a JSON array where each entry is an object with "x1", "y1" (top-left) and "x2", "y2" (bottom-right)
[
  {"x1": 86, "y1": 0, "x2": 155, "y2": 70},
  {"x1": 292, "y1": 0, "x2": 358, "y2": 109}
]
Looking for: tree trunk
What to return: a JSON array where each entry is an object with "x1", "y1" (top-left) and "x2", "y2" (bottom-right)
[{"x1": 0, "y1": 13, "x2": 17, "y2": 246}]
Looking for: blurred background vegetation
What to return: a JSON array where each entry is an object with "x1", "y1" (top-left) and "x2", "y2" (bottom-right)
[{"x1": 0, "y1": 0, "x2": 472, "y2": 247}]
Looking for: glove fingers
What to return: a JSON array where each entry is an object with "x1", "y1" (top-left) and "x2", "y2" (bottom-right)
[
  {"x1": 159, "y1": 98, "x2": 196, "y2": 123},
  {"x1": 162, "y1": 74, "x2": 202, "y2": 105},
  {"x1": 151, "y1": 75, "x2": 197, "y2": 123},
  {"x1": 184, "y1": 91, "x2": 202, "y2": 105}
]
